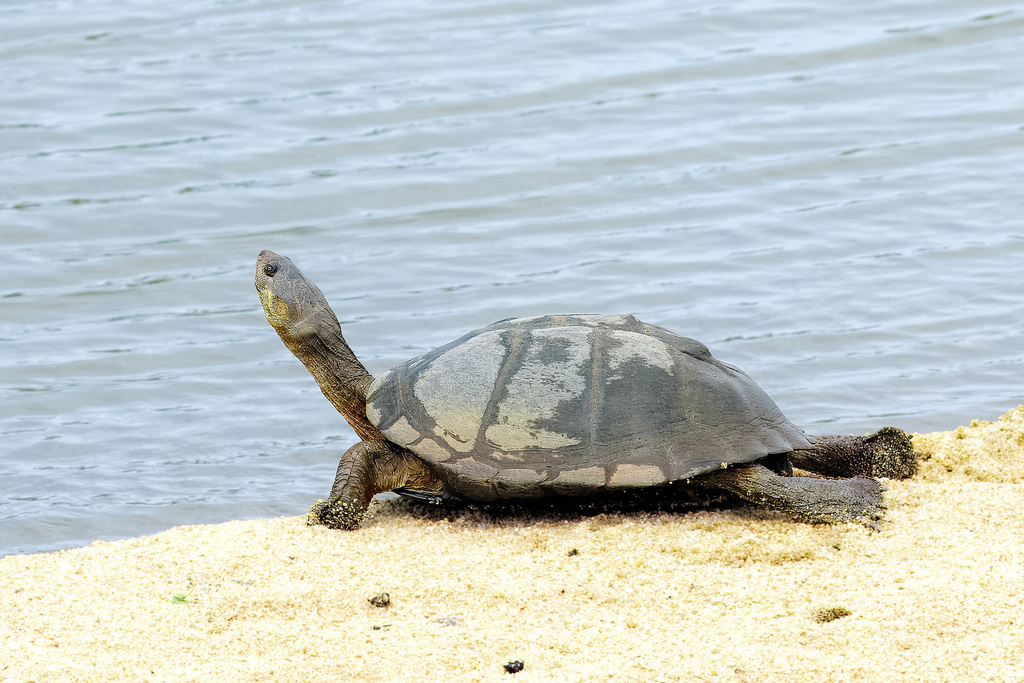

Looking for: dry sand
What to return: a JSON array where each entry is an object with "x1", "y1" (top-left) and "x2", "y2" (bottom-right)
[{"x1": 3, "y1": 407, "x2": 1023, "y2": 682}]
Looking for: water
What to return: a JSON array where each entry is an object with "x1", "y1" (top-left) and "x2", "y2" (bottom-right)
[{"x1": 2, "y1": 0, "x2": 1022, "y2": 556}]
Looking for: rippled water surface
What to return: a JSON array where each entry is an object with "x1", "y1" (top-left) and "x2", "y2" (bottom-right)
[{"x1": 2, "y1": 0, "x2": 1022, "y2": 555}]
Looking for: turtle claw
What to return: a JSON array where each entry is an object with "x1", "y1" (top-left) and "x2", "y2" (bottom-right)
[
  {"x1": 863, "y1": 427, "x2": 918, "y2": 479},
  {"x1": 307, "y1": 499, "x2": 364, "y2": 530}
]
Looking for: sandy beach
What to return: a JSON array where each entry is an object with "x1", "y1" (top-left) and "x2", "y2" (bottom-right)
[{"x1": 3, "y1": 407, "x2": 1022, "y2": 682}]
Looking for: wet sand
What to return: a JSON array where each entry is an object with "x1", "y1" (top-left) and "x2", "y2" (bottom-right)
[{"x1": 3, "y1": 407, "x2": 1023, "y2": 682}]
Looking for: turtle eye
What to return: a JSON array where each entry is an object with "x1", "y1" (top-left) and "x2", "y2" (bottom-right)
[{"x1": 263, "y1": 263, "x2": 278, "y2": 277}]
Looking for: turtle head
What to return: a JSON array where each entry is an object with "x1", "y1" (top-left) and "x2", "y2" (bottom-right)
[
  {"x1": 255, "y1": 250, "x2": 342, "y2": 343},
  {"x1": 255, "y1": 251, "x2": 380, "y2": 438}
]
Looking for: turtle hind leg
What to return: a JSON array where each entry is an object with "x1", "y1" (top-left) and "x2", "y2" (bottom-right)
[
  {"x1": 790, "y1": 427, "x2": 917, "y2": 480},
  {"x1": 692, "y1": 463, "x2": 885, "y2": 525},
  {"x1": 307, "y1": 440, "x2": 446, "y2": 530}
]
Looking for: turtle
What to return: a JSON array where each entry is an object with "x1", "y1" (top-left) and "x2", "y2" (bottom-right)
[{"x1": 255, "y1": 250, "x2": 916, "y2": 530}]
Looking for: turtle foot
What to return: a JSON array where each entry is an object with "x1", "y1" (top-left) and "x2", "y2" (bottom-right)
[
  {"x1": 696, "y1": 464, "x2": 886, "y2": 526},
  {"x1": 307, "y1": 499, "x2": 365, "y2": 530},
  {"x1": 791, "y1": 427, "x2": 917, "y2": 480},
  {"x1": 861, "y1": 427, "x2": 917, "y2": 479},
  {"x1": 791, "y1": 475, "x2": 886, "y2": 527}
]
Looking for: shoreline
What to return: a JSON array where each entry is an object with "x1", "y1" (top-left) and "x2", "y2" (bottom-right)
[{"x1": 2, "y1": 407, "x2": 1022, "y2": 682}]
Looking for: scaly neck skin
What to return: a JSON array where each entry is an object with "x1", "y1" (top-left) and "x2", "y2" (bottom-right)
[{"x1": 281, "y1": 324, "x2": 385, "y2": 443}]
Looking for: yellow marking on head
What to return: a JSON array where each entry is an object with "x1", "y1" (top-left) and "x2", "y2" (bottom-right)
[{"x1": 258, "y1": 288, "x2": 292, "y2": 328}]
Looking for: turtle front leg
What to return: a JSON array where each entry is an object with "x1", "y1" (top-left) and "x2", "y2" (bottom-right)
[
  {"x1": 308, "y1": 440, "x2": 446, "y2": 530},
  {"x1": 790, "y1": 427, "x2": 917, "y2": 479},
  {"x1": 307, "y1": 441, "x2": 379, "y2": 530},
  {"x1": 693, "y1": 463, "x2": 885, "y2": 525}
]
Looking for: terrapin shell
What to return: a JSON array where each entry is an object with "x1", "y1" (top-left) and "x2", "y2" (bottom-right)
[{"x1": 365, "y1": 314, "x2": 811, "y2": 502}]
